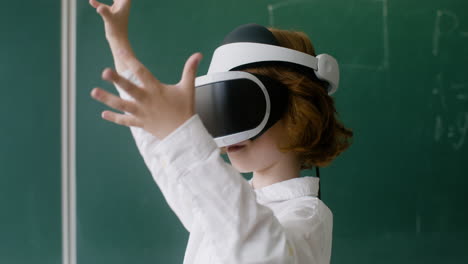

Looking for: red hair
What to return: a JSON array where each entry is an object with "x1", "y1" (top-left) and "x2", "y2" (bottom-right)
[{"x1": 242, "y1": 28, "x2": 354, "y2": 169}]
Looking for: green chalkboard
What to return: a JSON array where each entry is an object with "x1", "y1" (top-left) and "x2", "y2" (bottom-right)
[
  {"x1": 77, "y1": 0, "x2": 468, "y2": 263},
  {"x1": 0, "y1": 1, "x2": 62, "y2": 264}
]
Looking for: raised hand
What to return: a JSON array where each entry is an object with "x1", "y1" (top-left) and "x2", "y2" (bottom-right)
[
  {"x1": 90, "y1": 52, "x2": 203, "y2": 140},
  {"x1": 89, "y1": 0, "x2": 131, "y2": 40}
]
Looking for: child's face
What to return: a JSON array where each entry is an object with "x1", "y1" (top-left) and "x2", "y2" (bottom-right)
[{"x1": 225, "y1": 119, "x2": 297, "y2": 173}]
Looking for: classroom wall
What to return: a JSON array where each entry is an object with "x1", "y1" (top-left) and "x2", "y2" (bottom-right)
[
  {"x1": 0, "y1": 1, "x2": 62, "y2": 263},
  {"x1": 77, "y1": 0, "x2": 468, "y2": 263},
  {"x1": 2, "y1": 0, "x2": 467, "y2": 263}
]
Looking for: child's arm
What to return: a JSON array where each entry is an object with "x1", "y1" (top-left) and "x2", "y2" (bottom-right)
[
  {"x1": 90, "y1": 0, "x2": 200, "y2": 232},
  {"x1": 89, "y1": 0, "x2": 134, "y2": 74},
  {"x1": 114, "y1": 70, "x2": 198, "y2": 233}
]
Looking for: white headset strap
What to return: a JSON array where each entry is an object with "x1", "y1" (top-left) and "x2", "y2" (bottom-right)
[
  {"x1": 207, "y1": 42, "x2": 339, "y2": 95},
  {"x1": 208, "y1": 42, "x2": 318, "y2": 73}
]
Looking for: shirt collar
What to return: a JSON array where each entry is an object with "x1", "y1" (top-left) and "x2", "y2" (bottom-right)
[{"x1": 248, "y1": 176, "x2": 319, "y2": 204}]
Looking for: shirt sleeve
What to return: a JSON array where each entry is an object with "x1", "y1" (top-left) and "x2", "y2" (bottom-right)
[
  {"x1": 113, "y1": 69, "x2": 196, "y2": 233},
  {"x1": 115, "y1": 70, "x2": 328, "y2": 264}
]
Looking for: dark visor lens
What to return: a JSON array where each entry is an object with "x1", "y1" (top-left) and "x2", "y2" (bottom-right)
[{"x1": 195, "y1": 78, "x2": 266, "y2": 138}]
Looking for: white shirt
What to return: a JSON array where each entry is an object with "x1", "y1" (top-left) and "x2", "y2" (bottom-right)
[{"x1": 114, "y1": 70, "x2": 333, "y2": 264}]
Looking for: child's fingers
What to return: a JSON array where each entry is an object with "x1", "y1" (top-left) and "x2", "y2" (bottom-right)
[
  {"x1": 101, "y1": 68, "x2": 146, "y2": 101},
  {"x1": 91, "y1": 87, "x2": 139, "y2": 115},
  {"x1": 89, "y1": 0, "x2": 99, "y2": 8},
  {"x1": 96, "y1": 5, "x2": 112, "y2": 19},
  {"x1": 89, "y1": 0, "x2": 112, "y2": 20},
  {"x1": 89, "y1": 0, "x2": 108, "y2": 9},
  {"x1": 101, "y1": 110, "x2": 143, "y2": 128}
]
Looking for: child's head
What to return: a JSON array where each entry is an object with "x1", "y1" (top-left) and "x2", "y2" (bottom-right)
[{"x1": 224, "y1": 27, "x2": 353, "y2": 172}]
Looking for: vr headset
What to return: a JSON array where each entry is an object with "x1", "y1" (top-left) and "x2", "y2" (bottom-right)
[{"x1": 194, "y1": 23, "x2": 340, "y2": 148}]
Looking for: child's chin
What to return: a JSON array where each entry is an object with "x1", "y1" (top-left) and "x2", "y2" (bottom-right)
[{"x1": 231, "y1": 162, "x2": 254, "y2": 173}]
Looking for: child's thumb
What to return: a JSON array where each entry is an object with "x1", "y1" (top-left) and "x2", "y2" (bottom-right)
[
  {"x1": 96, "y1": 5, "x2": 112, "y2": 19},
  {"x1": 179, "y1": 53, "x2": 203, "y2": 91}
]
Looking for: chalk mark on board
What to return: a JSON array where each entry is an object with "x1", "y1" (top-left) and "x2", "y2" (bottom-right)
[
  {"x1": 433, "y1": 73, "x2": 448, "y2": 110},
  {"x1": 434, "y1": 113, "x2": 468, "y2": 150},
  {"x1": 453, "y1": 112, "x2": 468, "y2": 150},
  {"x1": 268, "y1": 0, "x2": 390, "y2": 72},
  {"x1": 434, "y1": 115, "x2": 443, "y2": 142},
  {"x1": 451, "y1": 83, "x2": 468, "y2": 100},
  {"x1": 432, "y1": 10, "x2": 460, "y2": 56},
  {"x1": 448, "y1": 126, "x2": 455, "y2": 138},
  {"x1": 380, "y1": 0, "x2": 390, "y2": 71},
  {"x1": 268, "y1": 0, "x2": 310, "y2": 27},
  {"x1": 432, "y1": 72, "x2": 468, "y2": 150}
]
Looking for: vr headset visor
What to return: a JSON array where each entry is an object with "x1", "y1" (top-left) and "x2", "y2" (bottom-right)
[{"x1": 195, "y1": 71, "x2": 288, "y2": 148}]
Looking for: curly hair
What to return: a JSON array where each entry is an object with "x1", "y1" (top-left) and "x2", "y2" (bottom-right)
[{"x1": 241, "y1": 28, "x2": 354, "y2": 169}]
